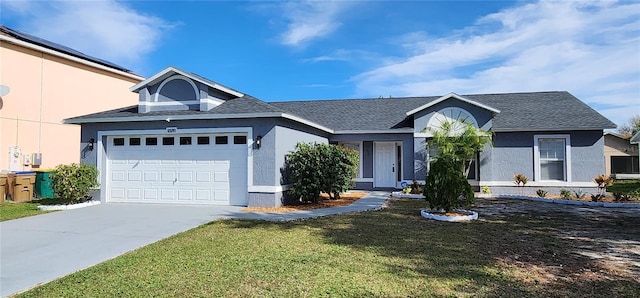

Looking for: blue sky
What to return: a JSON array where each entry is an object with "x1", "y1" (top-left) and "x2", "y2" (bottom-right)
[{"x1": 2, "y1": 0, "x2": 639, "y2": 127}]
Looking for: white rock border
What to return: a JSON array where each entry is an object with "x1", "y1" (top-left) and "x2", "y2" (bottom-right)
[
  {"x1": 37, "y1": 200, "x2": 101, "y2": 211},
  {"x1": 391, "y1": 191, "x2": 425, "y2": 199},
  {"x1": 421, "y1": 209, "x2": 478, "y2": 222}
]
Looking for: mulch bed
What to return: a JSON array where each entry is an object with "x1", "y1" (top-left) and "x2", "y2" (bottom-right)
[{"x1": 242, "y1": 192, "x2": 368, "y2": 213}]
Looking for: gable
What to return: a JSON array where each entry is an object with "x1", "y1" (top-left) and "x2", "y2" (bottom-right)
[
  {"x1": 133, "y1": 67, "x2": 244, "y2": 113},
  {"x1": 412, "y1": 97, "x2": 496, "y2": 136}
]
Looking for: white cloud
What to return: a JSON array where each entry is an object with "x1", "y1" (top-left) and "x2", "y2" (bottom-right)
[
  {"x1": 2, "y1": 0, "x2": 174, "y2": 71},
  {"x1": 279, "y1": 1, "x2": 354, "y2": 47},
  {"x1": 352, "y1": 0, "x2": 640, "y2": 126}
]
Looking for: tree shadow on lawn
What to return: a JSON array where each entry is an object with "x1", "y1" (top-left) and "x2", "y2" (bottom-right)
[
  {"x1": 317, "y1": 198, "x2": 640, "y2": 297},
  {"x1": 221, "y1": 198, "x2": 640, "y2": 296}
]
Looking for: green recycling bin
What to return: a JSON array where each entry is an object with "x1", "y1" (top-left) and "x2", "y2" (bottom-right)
[{"x1": 35, "y1": 169, "x2": 55, "y2": 199}]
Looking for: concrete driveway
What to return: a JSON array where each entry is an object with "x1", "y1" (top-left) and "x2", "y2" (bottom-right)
[{"x1": 0, "y1": 203, "x2": 247, "y2": 297}]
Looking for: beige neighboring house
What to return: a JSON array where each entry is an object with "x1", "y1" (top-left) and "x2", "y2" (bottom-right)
[
  {"x1": 604, "y1": 131, "x2": 639, "y2": 177},
  {"x1": 0, "y1": 26, "x2": 143, "y2": 171}
]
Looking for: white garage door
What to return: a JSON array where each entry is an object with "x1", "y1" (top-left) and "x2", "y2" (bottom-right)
[{"x1": 106, "y1": 134, "x2": 248, "y2": 205}]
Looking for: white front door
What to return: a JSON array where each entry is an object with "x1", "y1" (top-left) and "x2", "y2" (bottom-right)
[{"x1": 374, "y1": 142, "x2": 396, "y2": 188}]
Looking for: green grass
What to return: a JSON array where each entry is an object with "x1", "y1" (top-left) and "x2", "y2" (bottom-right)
[
  {"x1": 0, "y1": 201, "x2": 55, "y2": 221},
  {"x1": 608, "y1": 179, "x2": 640, "y2": 194},
  {"x1": 16, "y1": 199, "x2": 640, "y2": 297}
]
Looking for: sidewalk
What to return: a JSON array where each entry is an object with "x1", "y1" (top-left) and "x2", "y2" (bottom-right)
[{"x1": 235, "y1": 191, "x2": 390, "y2": 221}]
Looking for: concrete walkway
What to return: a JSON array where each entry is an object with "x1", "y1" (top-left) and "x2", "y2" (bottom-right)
[{"x1": 0, "y1": 191, "x2": 389, "y2": 297}]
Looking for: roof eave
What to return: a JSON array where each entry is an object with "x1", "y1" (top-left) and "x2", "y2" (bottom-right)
[
  {"x1": 64, "y1": 112, "x2": 334, "y2": 134},
  {"x1": 0, "y1": 34, "x2": 144, "y2": 81}
]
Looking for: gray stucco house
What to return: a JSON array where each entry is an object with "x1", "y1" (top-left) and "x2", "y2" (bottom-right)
[{"x1": 65, "y1": 66, "x2": 616, "y2": 207}]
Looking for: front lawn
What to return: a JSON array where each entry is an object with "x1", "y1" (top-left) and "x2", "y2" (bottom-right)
[
  {"x1": 17, "y1": 199, "x2": 640, "y2": 297},
  {"x1": 608, "y1": 179, "x2": 640, "y2": 195},
  {"x1": 0, "y1": 201, "x2": 55, "y2": 221}
]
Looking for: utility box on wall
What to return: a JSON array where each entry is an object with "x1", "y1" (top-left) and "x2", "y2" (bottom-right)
[{"x1": 32, "y1": 153, "x2": 42, "y2": 166}]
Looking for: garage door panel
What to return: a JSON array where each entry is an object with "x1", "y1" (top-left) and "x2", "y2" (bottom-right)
[
  {"x1": 196, "y1": 172, "x2": 211, "y2": 182},
  {"x1": 112, "y1": 171, "x2": 126, "y2": 182},
  {"x1": 127, "y1": 189, "x2": 142, "y2": 200},
  {"x1": 112, "y1": 188, "x2": 125, "y2": 199},
  {"x1": 159, "y1": 189, "x2": 174, "y2": 200},
  {"x1": 144, "y1": 171, "x2": 159, "y2": 182},
  {"x1": 142, "y1": 189, "x2": 157, "y2": 200},
  {"x1": 128, "y1": 171, "x2": 142, "y2": 182},
  {"x1": 161, "y1": 172, "x2": 176, "y2": 182},
  {"x1": 195, "y1": 189, "x2": 210, "y2": 200},
  {"x1": 178, "y1": 172, "x2": 193, "y2": 182},
  {"x1": 177, "y1": 189, "x2": 192, "y2": 200},
  {"x1": 214, "y1": 172, "x2": 229, "y2": 182}
]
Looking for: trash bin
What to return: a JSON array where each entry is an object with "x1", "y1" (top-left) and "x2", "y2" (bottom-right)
[
  {"x1": 35, "y1": 169, "x2": 55, "y2": 199},
  {"x1": 0, "y1": 173, "x2": 7, "y2": 203},
  {"x1": 8, "y1": 171, "x2": 36, "y2": 202}
]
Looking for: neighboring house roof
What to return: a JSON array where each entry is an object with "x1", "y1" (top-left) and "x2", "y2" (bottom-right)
[
  {"x1": 130, "y1": 66, "x2": 244, "y2": 97},
  {"x1": 0, "y1": 25, "x2": 142, "y2": 80},
  {"x1": 605, "y1": 131, "x2": 631, "y2": 140},
  {"x1": 631, "y1": 131, "x2": 640, "y2": 144},
  {"x1": 65, "y1": 91, "x2": 616, "y2": 133}
]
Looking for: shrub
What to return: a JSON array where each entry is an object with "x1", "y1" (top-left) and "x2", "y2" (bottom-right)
[
  {"x1": 573, "y1": 190, "x2": 586, "y2": 200},
  {"x1": 536, "y1": 189, "x2": 547, "y2": 197},
  {"x1": 285, "y1": 143, "x2": 358, "y2": 203},
  {"x1": 424, "y1": 157, "x2": 474, "y2": 212},
  {"x1": 480, "y1": 185, "x2": 491, "y2": 194},
  {"x1": 613, "y1": 193, "x2": 630, "y2": 202},
  {"x1": 593, "y1": 174, "x2": 613, "y2": 196},
  {"x1": 513, "y1": 174, "x2": 528, "y2": 186},
  {"x1": 591, "y1": 194, "x2": 603, "y2": 202},
  {"x1": 560, "y1": 189, "x2": 572, "y2": 200},
  {"x1": 50, "y1": 163, "x2": 99, "y2": 203}
]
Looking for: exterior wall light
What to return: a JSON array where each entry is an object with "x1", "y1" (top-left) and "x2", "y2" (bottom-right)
[
  {"x1": 88, "y1": 138, "x2": 95, "y2": 151},
  {"x1": 255, "y1": 136, "x2": 262, "y2": 149}
]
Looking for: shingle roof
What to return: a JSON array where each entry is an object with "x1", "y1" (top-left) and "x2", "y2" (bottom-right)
[
  {"x1": 272, "y1": 91, "x2": 616, "y2": 132},
  {"x1": 65, "y1": 91, "x2": 616, "y2": 132},
  {"x1": 64, "y1": 95, "x2": 287, "y2": 123}
]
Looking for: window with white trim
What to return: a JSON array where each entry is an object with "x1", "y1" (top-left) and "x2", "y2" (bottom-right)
[
  {"x1": 534, "y1": 135, "x2": 571, "y2": 181},
  {"x1": 340, "y1": 142, "x2": 362, "y2": 178}
]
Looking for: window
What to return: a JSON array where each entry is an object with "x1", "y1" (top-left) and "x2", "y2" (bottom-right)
[
  {"x1": 129, "y1": 138, "x2": 141, "y2": 146},
  {"x1": 113, "y1": 138, "x2": 125, "y2": 146},
  {"x1": 611, "y1": 156, "x2": 639, "y2": 174},
  {"x1": 215, "y1": 136, "x2": 228, "y2": 145},
  {"x1": 197, "y1": 136, "x2": 210, "y2": 145},
  {"x1": 163, "y1": 137, "x2": 174, "y2": 146},
  {"x1": 180, "y1": 137, "x2": 192, "y2": 145},
  {"x1": 534, "y1": 135, "x2": 571, "y2": 181},
  {"x1": 234, "y1": 135, "x2": 247, "y2": 144},
  {"x1": 146, "y1": 137, "x2": 158, "y2": 146},
  {"x1": 341, "y1": 142, "x2": 362, "y2": 178}
]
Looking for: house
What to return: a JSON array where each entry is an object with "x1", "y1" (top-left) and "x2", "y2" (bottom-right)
[
  {"x1": 65, "y1": 66, "x2": 617, "y2": 207},
  {"x1": 0, "y1": 26, "x2": 143, "y2": 171},
  {"x1": 630, "y1": 131, "x2": 640, "y2": 178},
  {"x1": 604, "y1": 132, "x2": 639, "y2": 177}
]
